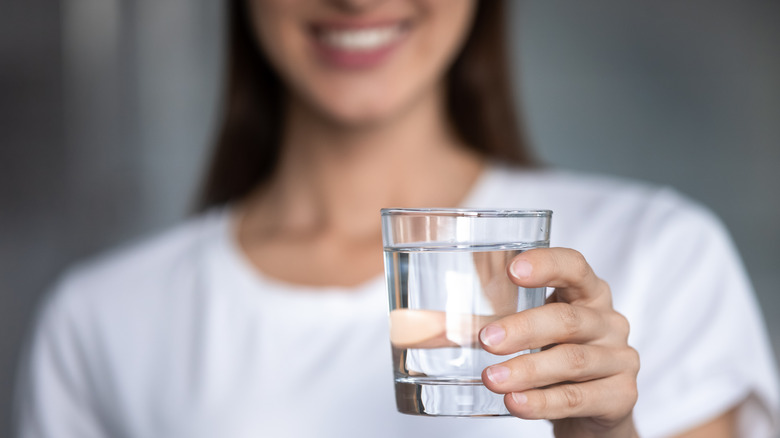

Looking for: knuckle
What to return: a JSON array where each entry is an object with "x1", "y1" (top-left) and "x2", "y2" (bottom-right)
[
  {"x1": 611, "y1": 312, "x2": 631, "y2": 340},
  {"x1": 619, "y1": 374, "x2": 639, "y2": 406},
  {"x1": 560, "y1": 384, "x2": 585, "y2": 410},
  {"x1": 554, "y1": 303, "x2": 581, "y2": 336},
  {"x1": 569, "y1": 250, "x2": 590, "y2": 282},
  {"x1": 599, "y1": 278, "x2": 612, "y2": 295},
  {"x1": 598, "y1": 279, "x2": 614, "y2": 303},
  {"x1": 627, "y1": 383, "x2": 639, "y2": 406},
  {"x1": 628, "y1": 385, "x2": 639, "y2": 406},
  {"x1": 563, "y1": 344, "x2": 589, "y2": 371},
  {"x1": 625, "y1": 346, "x2": 641, "y2": 376}
]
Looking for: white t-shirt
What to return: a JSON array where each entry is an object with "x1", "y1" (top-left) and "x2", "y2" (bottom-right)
[{"x1": 15, "y1": 165, "x2": 780, "y2": 438}]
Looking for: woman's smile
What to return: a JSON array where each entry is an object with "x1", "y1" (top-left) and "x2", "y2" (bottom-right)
[
  {"x1": 310, "y1": 19, "x2": 412, "y2": 69},
  {"x1": 249, "y1": 0, "x2": 476, "y2": 124}
]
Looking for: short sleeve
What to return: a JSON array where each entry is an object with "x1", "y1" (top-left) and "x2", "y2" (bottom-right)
[
  {"x1": 627, "y1": 191, "x2": 780, "y2": 437},
  {"x1": 14, "y1": 275, "x2": 108, "y2": 438}
]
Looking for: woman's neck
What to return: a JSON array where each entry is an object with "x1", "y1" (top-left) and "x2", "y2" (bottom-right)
[
  {"x1": 248, "y1": 87, "x2": 484, "y2": 240},
  {"x1": 235, "y1": 87, "x2": 484, "y2": 287}
]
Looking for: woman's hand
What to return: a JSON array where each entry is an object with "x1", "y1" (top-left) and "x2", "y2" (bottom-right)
[{"x1": 480, "y1": 248, "x2": 640, "y2": 438}]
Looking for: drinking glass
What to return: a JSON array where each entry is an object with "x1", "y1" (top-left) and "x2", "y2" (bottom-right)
[{"x1": 381, "y1": 208, "x2": 552, "y2": 416}]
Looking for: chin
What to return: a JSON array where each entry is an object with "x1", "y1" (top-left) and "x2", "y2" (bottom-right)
[
  {"x1": 335, "y1": 108, "x2": 398, "y2": 128},
  {"x1": 315, "y1": 96, "x2": 407, "y2": 129}
]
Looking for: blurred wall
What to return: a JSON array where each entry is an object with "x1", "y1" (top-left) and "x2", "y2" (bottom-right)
[
  {"x1": 1, "y1": 1, "x2": 778, "y2": 436},
  {"x1": 1, "y1": 0, "x2": 64, "y2": 435},
  {"x1": 0, "y1": 0, "x2": 223, "y2": 434}
]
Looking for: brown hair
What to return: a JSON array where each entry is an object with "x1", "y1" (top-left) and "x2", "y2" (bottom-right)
[{"x1": 198, "y1": 0, "x2": 534, "y2": 210}]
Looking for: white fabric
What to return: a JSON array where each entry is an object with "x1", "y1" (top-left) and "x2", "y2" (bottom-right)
[{"x1": 15, "y1": 165, "x2": 780, "y2": 438}]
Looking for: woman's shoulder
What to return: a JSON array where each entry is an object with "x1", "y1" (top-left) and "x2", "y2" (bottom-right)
[
  {"x1": 45, "y1": 208, "x2": 230, "y2": 313},
  {"x1": 486, "y1": 164, "x2": 717, "y2": 227},
  {"x1": 483, "y1": 164, "x2": 735, "y2": 273}
]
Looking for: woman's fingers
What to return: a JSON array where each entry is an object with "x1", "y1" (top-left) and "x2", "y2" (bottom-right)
[
  {"x1": 479, "y1": 302, "x2": 627, "y2": 354},
  {"x1": 508, "y1": 248, "x2": 611, "y2": 307},
  {"x1": 482, "y1": 343, "x2": 640, "y2": 394},
  {"x1": 502, "y1": 374, "x2": 639, "y2": 423},
  {"x1": 484, "y1": 247, "x2": 639, "y2": 433}
]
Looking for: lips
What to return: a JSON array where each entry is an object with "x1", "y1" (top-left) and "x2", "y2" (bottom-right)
[{"x1": 310, "y1": 21, "x2": 410, "y2": 69}]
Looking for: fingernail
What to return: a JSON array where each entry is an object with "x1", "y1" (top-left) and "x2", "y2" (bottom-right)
[
  {"x1": 512, "y1": 392, "x2": 528, "y2": 405},
  {"x1": 511, "y1": 260, "x2": 533, "y2": 278},
  {"x1": 486, "y1": 366, "x2": 510, "y2": 383},
  {"x1": 480, "y1": 324, "x2": 506, "y2": 346}
]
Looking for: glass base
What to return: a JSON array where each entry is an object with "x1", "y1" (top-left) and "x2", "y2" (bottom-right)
[{"x1": 394, "y1": 380, "x2": 510, "y2": 417}]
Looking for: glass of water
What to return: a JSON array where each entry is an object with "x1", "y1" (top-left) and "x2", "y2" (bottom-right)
[{"x1": 381, "y1": 208, "x2": 552, "y2": 416}]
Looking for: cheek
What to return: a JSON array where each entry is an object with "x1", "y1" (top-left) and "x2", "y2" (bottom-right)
[
  {"x1": 250, "y1": 4, "x2": 306, "y2": 74},
  {"x1": 248, "y1": 2, "x2": 375, "y2": 121},
  {"x1": 423, "y1": 0, "x2": 477, "y2": 64}
]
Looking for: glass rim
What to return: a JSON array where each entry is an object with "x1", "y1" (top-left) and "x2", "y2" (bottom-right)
[{"x1": 380, "y1": 208, "x2": 552, "y2": 218}]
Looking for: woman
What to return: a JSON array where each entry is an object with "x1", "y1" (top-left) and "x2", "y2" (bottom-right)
[{"x1": 16, "y1": 0, "x2": 778, "y2": 437}]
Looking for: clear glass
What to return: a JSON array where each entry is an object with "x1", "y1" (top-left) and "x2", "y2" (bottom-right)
[{"x1": 381, "y1": 208, "x2": 552, "y2": 416}]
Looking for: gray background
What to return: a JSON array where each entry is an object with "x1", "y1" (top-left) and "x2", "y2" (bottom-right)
[{"x1": 1, "y1": 1, "x2": 778, "y2": 436}]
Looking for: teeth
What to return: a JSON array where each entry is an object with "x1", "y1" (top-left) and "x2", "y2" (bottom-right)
[{"x1": 320, "y1": 26, "x2": 402, "y2": 51}]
